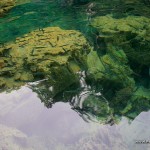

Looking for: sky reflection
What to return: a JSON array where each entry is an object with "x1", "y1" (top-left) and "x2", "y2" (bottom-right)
[{"x1": 0, "y1": 86, "x2": 150, "y2": 150}]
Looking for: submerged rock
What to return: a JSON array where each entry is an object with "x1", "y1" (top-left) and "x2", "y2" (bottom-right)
[
  {"x1": 0, "y1": 27, "x2": 91, "y2": 93},
  {"x1": 109, "y1": 86, "x2": 150, "y2": 119},
  {"x1": 87, "y1": 15, "x2": 150, "y2": 117},
  {"x1": 0, "y1": 0, "x2": 16, "y2": 16},
  {"x1": 91, "y1": 15, "x2": 150, "y2": 66},
  {"x1": 121, "y1": 87, "x2": 150, "y2": 116},
  {"x1": 87, "y1": 50, "x2": 135, "y2": 89}
]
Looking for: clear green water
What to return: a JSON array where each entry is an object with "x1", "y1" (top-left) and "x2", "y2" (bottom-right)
[
  {"x1": 0, "y1": 0, "x2": 89, "y2": 43},
  {"x1": 0, "y1": 0, "x2": 150, "y2": 149}
]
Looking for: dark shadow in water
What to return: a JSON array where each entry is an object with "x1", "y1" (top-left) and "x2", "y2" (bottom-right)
[{"x1": 28, "y1": 71, "x2": 150, "y2": 125}]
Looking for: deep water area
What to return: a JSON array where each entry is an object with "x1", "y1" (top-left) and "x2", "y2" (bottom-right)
[{"x1": 0, "y1": 0, "x2": 150, "y2": 150}]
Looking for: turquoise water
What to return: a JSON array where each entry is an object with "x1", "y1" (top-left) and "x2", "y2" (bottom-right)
[
  {"x1": 2, "y1": 0, "x2": 149, "y2": 44},
  {"x1": 0, "y1": 0, "x2": 150, "y2": 149},
  {"x1": 0, "y1": 1, "x2": 89, "y2": 43}
]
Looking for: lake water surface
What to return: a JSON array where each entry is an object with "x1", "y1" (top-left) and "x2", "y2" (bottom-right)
[
  {"x1": 0, "y1": 0, "x2": 150, "y2": 150},
  {"x1": 0, "y1": 86, "x2": 150, "y2": 150}
]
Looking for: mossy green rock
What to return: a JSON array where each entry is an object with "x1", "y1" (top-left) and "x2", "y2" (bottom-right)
[
  {"x1": 0, "y1": 27, "x2": 91, "y2": 93},
  {"x1": 90, "y1": 14, "x2": 150, "y2": 119},
  {"x1": 91, "y1": 15, "x2": 150, "y2": 66},
  {"x1": 0, "y1": 0, "x2": 16, "y2": 16},
  {"x1": 87, "y1": 49, "x2": 135, "y2": 89}
]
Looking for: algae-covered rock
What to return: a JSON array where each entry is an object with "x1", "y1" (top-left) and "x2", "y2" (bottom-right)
[
  {"x1": 91, "y1": 0, "x2": 150, "y2": 18},
  {"x1": 86, "y1": 47, "x2": 150, "y2": 120},
  {"x1": 112, "y1": 86, "x2": 150, "y2": 119},
  {"x1": 87, "y1": 49, "x2": 135, "y2": 89},
  {"x1": 121, "y1": 87, "x2": 150, "y2": 115},
  {"x1": 89, "y1": 14, "x2": 150, "y2": 118},
  {"x1": 91, "y1": 15, "x2": 150, "y2": 66},
  {"x1": 0, "y1": 27, "x2": 91, "y2": 93},
  {"x1": 0, "y1": 0, "x2": 16, "y2": 16}
]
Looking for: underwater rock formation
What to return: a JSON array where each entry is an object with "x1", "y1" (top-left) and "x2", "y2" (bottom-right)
[
  {"x1": 0, "y1": 27, "x2": 91, "y2": 93},
  {"x1": 111, "y1": 86, "x2": 150, "y2": 120},
  {"x1": 86, "y1": 15, "x2": 150, "y2": 116},
  {"x1": 0, "y1": 0, "x2": 16, "y2": 16},
  {"x1": 87, "y1": 50, "x2": 135, "y2": 89},
  {"x1": 91, "y1": 15, "x2": 150, "y2": 66}
]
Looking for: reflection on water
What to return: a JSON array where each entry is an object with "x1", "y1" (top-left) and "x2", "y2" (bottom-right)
[
  {"x1": 28, "y1": 71, "x2": 113, "y2": 124},
  {"x1": 0, "y1": 86, "x2": 150, "y2": 150},
  {"x1": 0, "y1": 0, "x2": 150, "y2": 149},
  {"x1": 28, "y1": 71, "x2": 150, "y2": 125}
]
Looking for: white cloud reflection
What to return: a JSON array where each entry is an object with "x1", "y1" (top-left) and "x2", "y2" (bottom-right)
[{"x1": 0, "y1": 86, "x2": 150, "y2": 150}]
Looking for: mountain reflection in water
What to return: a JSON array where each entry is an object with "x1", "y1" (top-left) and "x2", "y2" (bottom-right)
[{"x1": 0, "y1": 86, "x2": 150, "y2": 150}]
